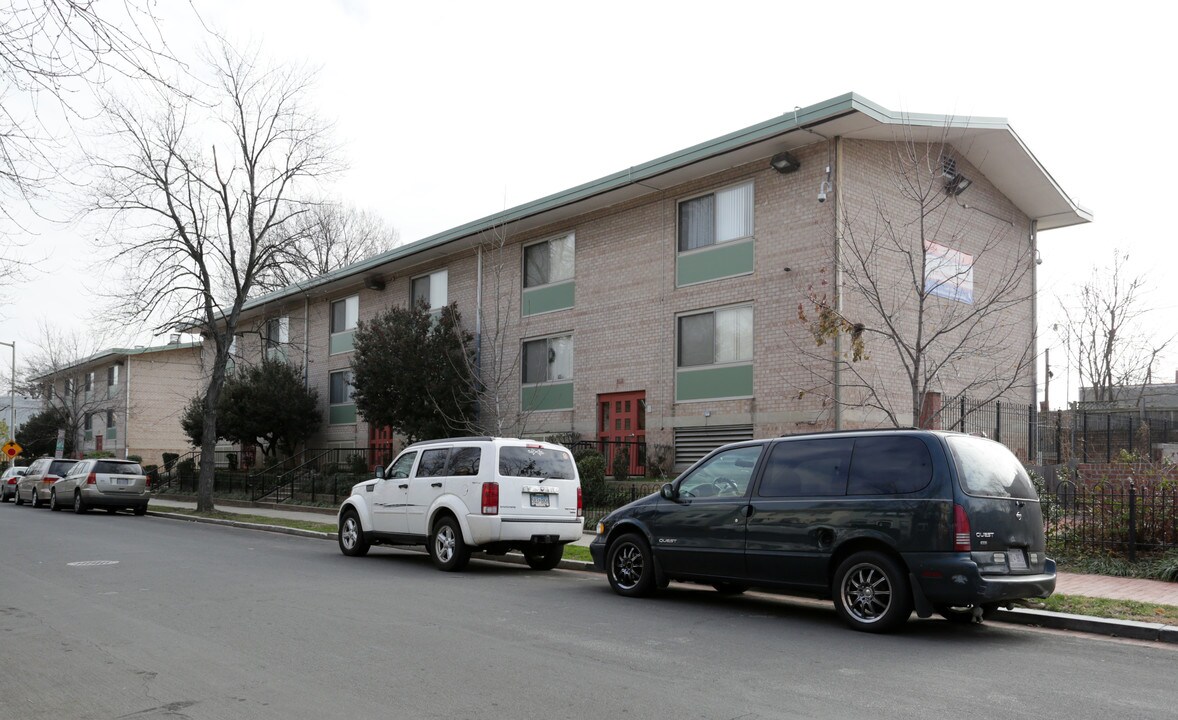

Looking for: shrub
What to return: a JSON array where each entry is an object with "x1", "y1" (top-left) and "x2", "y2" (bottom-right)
[
  {"x1": 611, "y1": 445, "x2": 630, "y2": 482},
  {"x1": 84, "y1": 450, "x2": 115, "y2": 459},
  {"x1": 226, "y1": 452, "x2": 238, "y2": 471},
  {"x1": 162, "y1": 453, "x2": 180, "y2": 472},
  {"x1": 348, "y1": 453, "x2": 368, "y2": 475},
  {"x1": 646, "y1": 443, "x2": 674, "y2": 480},
  {"x1": 126, "y1": 454, "x2": 143, "y2": 463},
  {"x1": 576, "y1": 451, "x2": 608, "y2": 506},
  {"x1": 177, "y1": 457, "x2": 196, "y2": 481}
]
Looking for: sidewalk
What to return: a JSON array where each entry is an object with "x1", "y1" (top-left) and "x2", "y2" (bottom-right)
[{"x1": 147, "y1": 497, "x2": 1178, "y2": 640}]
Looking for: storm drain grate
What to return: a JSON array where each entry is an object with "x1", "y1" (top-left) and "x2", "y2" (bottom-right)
[{"x1": 67, "y1": 560, "x2": 120, "y2": 567}]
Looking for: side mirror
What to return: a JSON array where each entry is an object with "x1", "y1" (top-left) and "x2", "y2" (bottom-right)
[
  {"x1": 659, "y1": 483, "x2": 677, "y2": 501},
  {"x1": 374, "y1": 466, "x2": 385, "y2": 480}
]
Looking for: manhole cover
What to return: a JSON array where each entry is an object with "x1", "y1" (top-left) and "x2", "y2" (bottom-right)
[{"x1": 67, "y1": 560, "x2": 120, "y2": 567}]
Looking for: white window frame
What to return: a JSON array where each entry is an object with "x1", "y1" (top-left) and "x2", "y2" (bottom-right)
[
  {"x1": 107, "y1": 364, "x2": 119, "y2": 387},
  {"x1": 677, "y1": 305, "x2": 754, "y2": 368},
  {"x1": 522, "y1": 334, "x2": 574, "y2": 385},
  {"x1": 523, "y1": 233, "x2": 576, "y2": 288},
  {"x1": 330, "y1": 295, "x2": 359, "y2": 334},
  {"x1": 677, "y1": 180, "x2": 755, "y2": 253},
  {"x1": 411, "y1": 268, "x2": 449, "y2": 311},
  {"x1": 264, "y1": 317, "x2": 289, "y2": 360},
  {"x1": 329, "y1": 370, "x2": 355, "y2": 406}
]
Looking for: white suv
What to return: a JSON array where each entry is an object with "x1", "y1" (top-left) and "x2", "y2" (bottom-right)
[{"x1": 338, "y1": 437, "x2": 583, "y2": 571}]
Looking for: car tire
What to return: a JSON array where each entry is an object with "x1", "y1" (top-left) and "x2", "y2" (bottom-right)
[
  {"x1": 30, "y1": 487, "x2": 43, "y2": 508},
  {"x1": 833, "y1": 551, "x2": 913, "y2": 633},
  {"x1": 133, "y1": 505, "x2": 147, "y2": 517},
  {"x1": 606, "y1": 533, "x2": 656, "y2": 598},
  {"x1": 15, "y1": 488, "x2": 25, "y2": 505},
  {"x1": 73, "y1": 491, "x2": 88, "y2": 514},
  {"x1": 429, "y1": 516, "x2": 470, "y2": 571},
  {"x1": 711, "y1": 582, "x2": 749, "y2": 595},
  {"x1": 338, "y1": 509, "x2": 370, "y2": 557},
  {"x1": 935, "y1": 603, "x2": 999, "y2": 624},
  {"x1": 524, "y1": 545, "x2": 564, "y2": 571},
  {"x1": 49, "y1": 490, "x2": 62, "y2": 512}
]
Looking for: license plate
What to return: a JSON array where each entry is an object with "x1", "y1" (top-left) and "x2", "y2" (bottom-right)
[
  {"x1": 116, "y1": 478, "x2": 131, "y2": 486},
  {"x1": 529, "y1": 493, "x2": 550, "y2": 508},
  {"x1": 1008, "y1": 550, "x2": 1028, "y2": 570}
]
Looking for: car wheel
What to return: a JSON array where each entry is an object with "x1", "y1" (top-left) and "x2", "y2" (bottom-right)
[
  {"x1": 14, "y1": 488, "x2": 25, "y2": 505},
  {"x1": 31, "y1": 488, "x2": 43, "y2": 508},
  {"x1": 337, "y1": 510, "x2": 370, "y2": 557},
  {"x1": 133, "y1": 505, "x2": 147, "y2": 517},
  {"x1": 606, "y1": 533, "x2": 656, "y2": 598},
  {"x1": 833, "y1": 551, "x2": 913, "y2": 633},
  {"x1": 935, "y1": 603, "x2": 1000, "y2": 624},
  {"x1": 711, "y1": 582, "x2": 749, "y2": 595},
  {"x1": 49, "y1": 490, "x2": 62, "y2": 512},
  {"x1": 73, "y1": 491, "x2": 88, "y2": 514},
  {"x1": 429, "y1": 516, "x2": 470, "y2": 571},
  {"x1": 524, "y1": 545, "x2": 564, "y2": 571}
]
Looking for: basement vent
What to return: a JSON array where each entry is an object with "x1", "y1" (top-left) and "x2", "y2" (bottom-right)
[{"x1": 673, "y1": 424, "x2": 755, "y2": 470}]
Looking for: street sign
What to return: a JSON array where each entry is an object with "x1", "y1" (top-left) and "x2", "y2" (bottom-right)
[
  {"x1": 2, "y1": 440, "x2": 20, "y2": 459},
  {"x1": 55, "y1": 429, "x2": 65, "y2": 459}
]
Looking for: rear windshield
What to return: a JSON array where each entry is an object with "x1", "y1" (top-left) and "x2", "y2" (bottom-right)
[
  {"x1": 95, "y1": 461, "x2": 143, "y2": 475},
  {"x1": 49, "y1": 460, "x2": 79, "y2": 475},
  {"x1": 948, "y1": 436, "x2": 1037, "y2": 500},
  {"x1": 498, "y1": 447, "x2": 575, "y2": 479}
]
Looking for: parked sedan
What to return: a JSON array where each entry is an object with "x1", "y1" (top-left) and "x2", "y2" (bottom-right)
[
  {"x1": 1, "y1": 465, "x2": 27, "y2": 502},
  {"x1": 53, "y1": 458, "x2": 151, "y2": 514},
  {"x1": 15, "y1": 458, "x2": 79, "y2": 507}
]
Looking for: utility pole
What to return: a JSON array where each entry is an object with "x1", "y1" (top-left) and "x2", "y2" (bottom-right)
[{"x1": 1044, "y1": 347, "x2": 1051, "y2": 411}]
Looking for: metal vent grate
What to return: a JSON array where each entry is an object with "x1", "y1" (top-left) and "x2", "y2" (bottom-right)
[{"x1": 673, "y1": 424, "x2": 755, "y2": 469}]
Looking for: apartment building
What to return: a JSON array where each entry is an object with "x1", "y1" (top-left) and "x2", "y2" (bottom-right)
[
  {"x1": 36, "y1": 341, "x2": 203, "y2": 466},
  {"x1": 226, "y1": 93, "x2": 1090, "y2": 467}
]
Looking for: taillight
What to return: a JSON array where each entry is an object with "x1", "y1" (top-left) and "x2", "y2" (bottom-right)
[
  {"x1": 576, "y1": 487, "x2": 583, "y2": 518},
  {"x1": 953, "y1": 504, "x2": 971, "y2": 552},
  {"x1": 481, "y1": 482, "x2": 499, "y2": 515},
  {"x1": 86, "y1": 472, "x2": 97, "y2": 485},
  {"x1": 145, "y1": 474, "x2": 152, "y2": 489},
  {"x1": 43, "y1": 475, "x2": 57, "y2": 483}
]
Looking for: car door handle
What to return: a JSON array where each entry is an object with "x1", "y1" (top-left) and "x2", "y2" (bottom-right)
[
  {"x1": 398, "y1": 483, "x2": 409, "y2": 489},
  {"x1": 431, "y1": 482, "x2": 443, "y2": 488}
]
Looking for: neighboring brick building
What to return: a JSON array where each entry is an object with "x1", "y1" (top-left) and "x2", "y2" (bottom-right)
[
  {"x1": 225, "y1": 93, "x2": 1090, "y2": 468},
  {"x1": 35, "y1": 341, "x2": 203, "y2": 466}
]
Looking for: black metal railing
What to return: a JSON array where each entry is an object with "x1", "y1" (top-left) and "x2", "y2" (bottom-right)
[
  {"x1": 260, "y1": 447, "x2": 397, "y2": 505},
  {"x1": 568, "y1": 439, "x2": 647, "y2": 478},
  {"x1": 1045, "y1": 480, "x2": 1178, "y2": 560},
  {"x1": 1037, "y1": 411, "x2": 1174, "y2": 464},
  {"x1": 939, "y1": 395, "x2": 1036, "y2": 461},
  {"x1": 582, "y1": 481, "x2": 662, "y2": 527}
]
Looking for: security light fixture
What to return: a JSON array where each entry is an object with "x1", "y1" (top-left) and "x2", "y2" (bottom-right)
[
  {"x1": 941, "y1": 156, "x2": 972, "y2": 196},
  {"x1": 769, "y1": 151, "x2": 801, "y2": 174}
]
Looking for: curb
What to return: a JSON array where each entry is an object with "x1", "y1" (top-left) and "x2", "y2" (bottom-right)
[{"x1": 146, "y1": 510, "x2": 1174, "y2": 641}]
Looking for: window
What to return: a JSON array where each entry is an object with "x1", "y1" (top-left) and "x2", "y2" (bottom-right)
[
  {"x1": 949, "y1": 436, "x2": 1037, "y2": 500},
  {"x1": 331, "y1": 296, "x2": 359, "y2": 334},
  {"x1": 386, "y1": 451, "x2": 417, "y2": 480},
  {"x1": 758, "y1": 439, "x2": 853, "y2": 497},
  {"x1": 107, "y1": 364, "x2": 119, "y2": 387},
  {"x1": 524, "y1": 234, "x2": 575, "y2": 288},
  {"x1": 329, "y1": 370, "x2": 354, "y2": 405},
  {"x1": 84, "y1": 413, "x2": 93, "y2": 430},
  {"x1": 678, "y1": 182, "x2": 753, "y2": 251},
  {"x1": 498, "y1": 447, "x2": 575, "y2": 479},
  {"x1": 84, "y1": 372, "x2": 93, "y2": 392},
  {"x1": 411, "y1": 269, "x2": 449, "y2": 310},
  {"x1": 264, "y1": 317, "x2": 289, "y2": 360},
  {"x1": 106, "y1": 410, "x2": 116, "y2": 429},
  {"x1": 447, "y1": 447, "x2": 481, "y2": 476},
  {"x1": 678, "y1": 445, "x2": 762, "y2": 498},
  {"x1": 678, "y1": 306, "x2": 753, "y2": 367},
  {"x1": 64, "y1": 378, "x2": 74, "y2": 396},
  {"x1": 522, "y1": 335, "x2": 573, "y2": 384},
  {"x1": 847, "y1": 437, "x2": 933, "y2": 495},
  {"x1": 229, "y1": 335, "x2": 238, "y2": 356},
  {"x1": 417, "y1": 448, "x2": 450, "y2": 477}
]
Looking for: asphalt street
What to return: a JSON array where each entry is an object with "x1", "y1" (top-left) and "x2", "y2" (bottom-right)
[{"x1": 2, "y1": 503, "x2": 1176, "y2": 720}]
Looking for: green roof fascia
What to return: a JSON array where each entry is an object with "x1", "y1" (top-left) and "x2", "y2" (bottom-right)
[{"x1": 34, "y1": 342, "x2": 203, "y2": 381}]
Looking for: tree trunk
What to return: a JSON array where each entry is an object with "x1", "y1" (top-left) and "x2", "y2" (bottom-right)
[{"x1": 197, "y1": 351, "x2": 229, "y2": 512}]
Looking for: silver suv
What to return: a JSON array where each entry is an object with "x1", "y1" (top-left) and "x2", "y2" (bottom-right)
[{"x1": 54, "y1": 458, "x2": 151, "y2": 515}]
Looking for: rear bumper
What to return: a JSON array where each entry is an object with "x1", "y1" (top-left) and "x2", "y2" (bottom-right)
[
  {"x1": 82, "y1": 490, "x2": 149, "y2": 509},
  {"x1": 466, "y1": 515, "x2": 584, "y2": 546},
  {"x1": 905, "y1": 552, "x2": 1057, "y2": 605}
]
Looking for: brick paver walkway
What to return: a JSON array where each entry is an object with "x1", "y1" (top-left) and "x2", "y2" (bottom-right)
[{"x1": 1055, "y1": 572, "x2": 1178, "y2": 606}]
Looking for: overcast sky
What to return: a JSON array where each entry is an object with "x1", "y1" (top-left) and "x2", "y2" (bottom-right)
[{"x1": 2, "y1": 0, "x2": 1174, "y2": 408}]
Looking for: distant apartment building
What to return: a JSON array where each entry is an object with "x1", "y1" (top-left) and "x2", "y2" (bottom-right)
[
  {"x1": 35, "y1": 341, "x2": 203, "y2": 466},
  {"x1": 219, "y1": 93, "x2": 1090, "y2": 468}
]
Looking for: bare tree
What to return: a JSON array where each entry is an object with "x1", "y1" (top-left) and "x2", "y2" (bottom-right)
[
  {"x1": 797, "y1": 135, "x2": 1036, "y2": 428},
  {"x1": 90, "y1": 41, "x2": 339, "y2": 510},
  {"x1": 1059, "y1": 250, "x2": 1174, "y2": 405},
  {"x1": 17, "y1": 322, "x2": 114, "y2": 453},
  {"x1": 257, "y1": 200, "x2": 398, "y2": 291}
]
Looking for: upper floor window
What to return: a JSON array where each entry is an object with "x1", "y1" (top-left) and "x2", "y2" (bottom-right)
[
  {"x1": 522, "y1": 335, "x2": 573, "y2": 384},
  {"x1": 107, "y1": 364, "x2": 120, "y2": 387},
  {"x1": 84, "y1": 413, "x2": 93, "y2": 430},
  {"x1": 64, "y1": 378, "x2": 75, "y2": 396},
  {"x1": 84, "y1": 372, "x2": 93, "y2": 392},
  {"x1": 678, "y1": 306, "x2": 753, "y2": 367},
  {"x1": 524, "y1": 233, "x2": 575, "y2": 288},
  {"x1": 331, "y1": 296, "x2": 359, "y2": 334},
  {"x1": 329, "y1": 370, "x2": 354, "y2": 405},
  {"x1": 411, "y1": 269, "x2": 449, "y2": 311},
  {"x1": 106, "y1": 410, "x2": 116, "y2": 429},
  {"x1": 264, "y1": 317, "x2": 289, "y2": 361},
  {"x1": 678, "y1": 181, "x2": 753, "y2": 252}
]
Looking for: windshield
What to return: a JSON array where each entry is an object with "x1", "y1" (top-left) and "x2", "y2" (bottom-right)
[
  {"x1": 498, "y1": 446, "x2": 575, "y2": 479},
  {"x1": 948, "y1": 436, "x2": 1037, "y2": 500}
]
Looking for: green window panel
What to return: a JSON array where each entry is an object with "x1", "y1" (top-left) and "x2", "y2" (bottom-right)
[
  {"x1": 521, "y1": 382, "x2": 574, "y2": 412},
  {"x1": 84, "y1": 430, "x2": 93, "y2": 441},
  {"x1": 329, "y1": 330, "x2": 355, "y2": 355},
  {"x1": 675, "y1": 364, "x2": 754, "y2": 402},
  {"x1": 677, "y1": 238, "x2": 754, "y2": 287},
  {"x1": 522, "y1": 280, "x2": 575, "y2": 316},
  {"x1": 329, "y1": 404, "x2": 357, "y2": 425},
  {"x1": 105, "y1": 427, "x2": 117, "y2": 441}
]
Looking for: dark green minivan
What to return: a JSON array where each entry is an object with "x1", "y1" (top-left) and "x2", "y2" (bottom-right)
[{"x1": 589, "y1": 430, "x2": 1055, "y2": 632}]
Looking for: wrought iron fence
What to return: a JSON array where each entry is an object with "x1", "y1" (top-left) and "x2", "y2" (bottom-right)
[
  {"x1": 938, "y1": 395, "x2": 1036, "y2": 461},
  {"x1": 583, "y1": 481, "x2": 662, "y2": 527},
  {"x1": 264, "y1": 447, "x2": 396, "y2": 504},
  {"x1": 568, "y1": 439, "x2": 647, "y2": 478},
  {"x1": 1038, "y1": 411, "x2": 1175, "y2": 464},
  {"x1": 1045, "y1": 480, "x2": 1178, "y2": 559}
]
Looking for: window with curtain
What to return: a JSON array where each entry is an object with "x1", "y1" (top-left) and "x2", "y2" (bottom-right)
[
  {"x1": 522, "y1": 335, "x2": 574, "y2": 384},
  {"x1": 678, "y1": 306, "x2": 753, "y2": 367},
  {"x1": 330, "y1": 296, "x2": 359, "y2": 333},
  {"x1": 677, "y1": 182, "x2": 754, "y2": 252},
  {"x1": 524, "y1": 234, "x2": 575, "y2": 287},
  {"x1": 411, "y1": 269, "x2": 449, "y2": 310}
]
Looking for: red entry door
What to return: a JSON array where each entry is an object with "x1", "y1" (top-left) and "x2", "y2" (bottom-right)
[
  {"x1": 368, "y1": 424, "x2": 397, "y2": 471},
  {"x1": 597, "y1": 391, "x2": 645, "y2": 476}
]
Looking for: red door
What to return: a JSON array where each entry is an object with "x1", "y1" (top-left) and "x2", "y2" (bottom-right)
[
  {"x1": 597, "y1": 391, "x2": 645, "y2": 476},
  {"x1": 368, "y1": 424, "x2": 397, "y2": 471}
]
